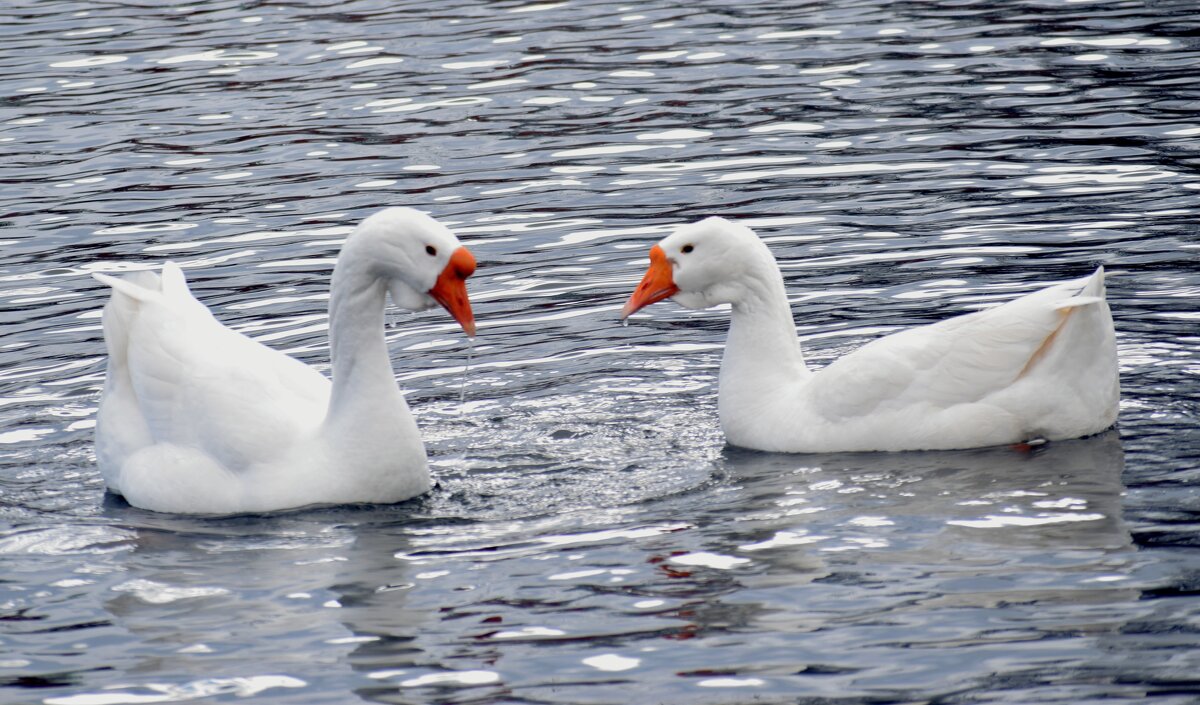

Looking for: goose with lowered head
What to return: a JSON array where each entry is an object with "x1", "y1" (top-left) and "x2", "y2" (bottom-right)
[
  {"x1": 93, "y1": 207, "x2": 477, "y2": 514},
  {"x1": 622, "y1": 217, "x2": 1118, "y2": 453}
]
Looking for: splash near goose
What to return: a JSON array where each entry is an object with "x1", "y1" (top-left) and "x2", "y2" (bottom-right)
[
  {"x1": 622, "y1": 217, "x2": 1119, "y2": 453},
  {"x1": 92, "y1": 208, "x2": 476, "y2": 514}
]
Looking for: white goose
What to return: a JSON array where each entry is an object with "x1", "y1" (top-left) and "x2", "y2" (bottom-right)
[
  {"x1": 93, "y1": 208, "x2": 476, "y2": 514},
  {"x1": 622, "y1": 217, "x2": 1119, "y2": 453}
]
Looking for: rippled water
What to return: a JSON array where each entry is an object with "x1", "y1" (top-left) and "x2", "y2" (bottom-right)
[{"x1": 3, "y1": 0, "x2": 1200, "y2": 703}]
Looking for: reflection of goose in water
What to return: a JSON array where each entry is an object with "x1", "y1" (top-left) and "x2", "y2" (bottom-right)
[
  {"x1": 66, "y1": 434, "x2": 1134, "y2": 703},
  {"x1": 618, "y1": 433, "x2": 1139, "y2": 697},
  {"x1": 724, "y1": 431, "x2": 1127, "y2": 549},
  {"x1": 333, "y1": 521, "x2": 515, "y2": 701},
  {"x1": 76, "y1": 508, "x2": 422, "y2": 701},
  {"x1": 720, "y1": 431, "x2": 1132, "y2": 610}
]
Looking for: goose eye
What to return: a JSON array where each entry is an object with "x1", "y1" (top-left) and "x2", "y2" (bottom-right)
[
  {"x1": 425, "y1": 245, "x2": 437, "y2": 256},
  {"x1": 681, "y1": 244, "x2": 694, "y2": 254}
]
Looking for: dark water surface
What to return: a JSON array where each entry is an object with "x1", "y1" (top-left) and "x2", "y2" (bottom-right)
[{"x1": 2, "y1": 1, "x2": 1199, "y2": 703}]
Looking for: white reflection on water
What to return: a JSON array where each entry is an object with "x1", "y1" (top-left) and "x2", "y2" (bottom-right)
[
  {"x1": 0, "y1": 525, "x2": 134, "y2": 555},
  {"x1": 668, "y1": 552, "x2": 750, "y2": 570},
  {"x1": 156, "y1": 50, "x2": 277, "y2": 65},
  {"x1": 552, "y1": 144, "x2": 679, "y2": 158},
  {"x1": 110, "y1": 579, "x2": 230, "y2": 604},
  {"x1": 396, "y1": 671, "x2": 499, "y2": 687},
  {"x1": 43, "y1": 676, "x2": 306, "y2": 705},
  {"x1": 48, "y1": 56, "x2": 128, "y2": 68},
  {"x1": 713, "y1": 160, "x2": 945, "y2": 182},
  {"x1": 749, "y1": 122, "x2": 825, "y2": 133},
  {"x1": 582, "y1": 653, "x2": 640, "y2": 671},
  {"x1": 948, "y1": 513, "x2": 1107, "y2": 528}
]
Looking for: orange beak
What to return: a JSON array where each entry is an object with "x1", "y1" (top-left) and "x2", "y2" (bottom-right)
[
  {"x1": 429, "y1": 246, "x2": 477, "y2": 337},
  {"x1": 621, "y1": 244, "x2": 679, "y2": 320}
]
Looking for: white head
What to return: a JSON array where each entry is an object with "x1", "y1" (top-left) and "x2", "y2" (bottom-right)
[
  {"x1": 622, "y1": 216, "x2": 775, "y2": 318},
  {"x1": 341, "y1": 207, "x2": 477, "y2": 335}
]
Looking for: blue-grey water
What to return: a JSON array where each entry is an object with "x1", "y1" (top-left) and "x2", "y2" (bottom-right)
[{"x1": 2, "y1": 1, "x2": 1199, "y2": 703}]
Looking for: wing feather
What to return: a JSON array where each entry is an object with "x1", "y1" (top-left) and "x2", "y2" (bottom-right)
[
  {"x1": 99, "y1": 267, "x2": 331, "y2": 474},
  {"x1": 807, "y1": 272, "x2": 1102, "y2": 419}
]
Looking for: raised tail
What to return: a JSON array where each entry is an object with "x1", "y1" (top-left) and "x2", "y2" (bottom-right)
[
  {"x1": 95, "y1": 269, "x2": 160, "y2": 366},
  {"x1": 93, "y1": 262, "x2": 193, "y2": 366},
  {"x1": 1052, "y1": 266, "x2": 1106, "y2": 311},
  {"x1": 1026, "y1": 265, "x2": 1119, "y2": 435},
  {"x1": 93, "y1": 261, "x2": 190, "y2": 302},
  {"x1": 1083, "y1": 265, "x2": 1106, "y2": 297}
]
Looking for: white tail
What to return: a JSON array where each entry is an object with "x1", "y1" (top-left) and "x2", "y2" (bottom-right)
[{"x1": 93, "y1": 269, "x2": 162, "y2": 302}]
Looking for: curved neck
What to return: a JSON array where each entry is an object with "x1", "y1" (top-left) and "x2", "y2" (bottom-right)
[
  {"x1": 326, "y1": 256, "x2": 396, "y2": 422},
  {"x1": 719, "y1": 257, "x2": 810, "y2": 405}
]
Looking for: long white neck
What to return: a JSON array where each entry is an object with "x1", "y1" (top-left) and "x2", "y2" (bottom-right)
[
  {"x1": 325, "y1": 251, "x2": 399, "y2": 427},
  {"x1": 718, "y1": 254, "x2": 810, "y2": 420}
]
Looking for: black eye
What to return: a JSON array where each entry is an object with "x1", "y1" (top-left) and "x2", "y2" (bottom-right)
[
  {"x1": 425, "y1": 245, "x2": 437, "y2": 256},
  {"x1": 681, "y1": 244, "x2": 694, "y2": 254}
]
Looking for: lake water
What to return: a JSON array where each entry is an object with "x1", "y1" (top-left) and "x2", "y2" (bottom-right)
[{"x1": 2, "y1": 1, "x2": 1199, "y2": 703}]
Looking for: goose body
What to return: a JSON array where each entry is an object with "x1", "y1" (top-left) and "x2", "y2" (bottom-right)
[
  {"x1": 93, "y1": 208, "x2": 476, "y2": 514},
  {"x1": 623, "y1": 217, "x2": 1119, "y2": 453}
]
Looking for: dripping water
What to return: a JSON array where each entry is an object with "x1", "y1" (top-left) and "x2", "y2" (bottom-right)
[{"x1": 459, "y1": 337, "x2": 473, "y2": 408}]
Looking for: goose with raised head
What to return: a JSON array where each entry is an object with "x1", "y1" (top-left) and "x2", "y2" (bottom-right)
[
  {"x1": 622, "y1": 217, "x2": 1118, "y2": 453},
  {"x1": 93, "y1": 207, "x2": 477, "y2": 514}
]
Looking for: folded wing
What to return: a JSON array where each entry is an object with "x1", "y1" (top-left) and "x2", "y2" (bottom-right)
[
  {"x1": 807, "y1": 268, "x2": 1112, "y2": 421},
  {"x1": 94, "y1": 263, "x2": 330, "y2": 484}
]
